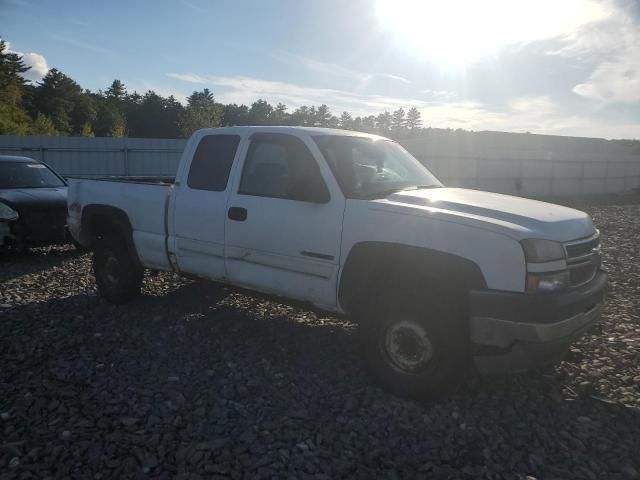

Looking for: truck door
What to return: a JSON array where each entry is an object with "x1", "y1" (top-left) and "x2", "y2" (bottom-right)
[
  {"x1": 224, "y1": 132, "x2": 344, "y2": 310},
  {"x1": 170, "y1": 133, "x2": 242, "y2": 280}
]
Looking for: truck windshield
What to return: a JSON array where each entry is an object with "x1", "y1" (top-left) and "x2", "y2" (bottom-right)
[
  {"x1": 313, "y1": 135, "x2": 442, "y2": 199},
  {"x1": 0, "y1": 162, "x2": 66, "y2": 189}
]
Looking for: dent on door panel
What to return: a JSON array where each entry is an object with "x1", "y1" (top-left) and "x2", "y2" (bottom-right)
[
  {"x1": 177, "y1": 238, "x2": 225, "y2": 258},
  {"x1": 225, "y1": 245, "x2": 335, "y2": 279}
]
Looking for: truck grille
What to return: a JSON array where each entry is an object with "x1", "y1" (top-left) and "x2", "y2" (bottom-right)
[
  {"x1": 564, "y1": 233, "x2": 600, "y2": 288},
  {"x1": 566, "y1": 236, "x2": 600, "y2": 258}
]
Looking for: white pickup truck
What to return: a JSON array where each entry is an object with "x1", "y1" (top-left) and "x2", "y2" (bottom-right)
[{"x1": 68, "y1": 127, "x2": 607, "y2": 398}]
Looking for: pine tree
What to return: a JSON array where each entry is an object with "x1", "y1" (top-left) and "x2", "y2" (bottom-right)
[
  {"x1": 290, "y1": 105, "x2": 309, "y2": 126},
  {"x1": 391, "y1": 107, "x2": 407, "y2": 133},
  {"x1": 94, "y1": 102, "x2": 126, "y2": 137},
  {"x1": 32, "y1": 69, "x2": 84, "y2": 134},
  {"x1": 0, "y1": 39, "x2": 32, "y2": 134},
  {"x1": 376, "y1": 111, "x2": 392, "y2": 134},
  {"x1": 406, "y1": 107, "x2": 422, "y2": 131},
  {"x1": 271, "y1": 103, "x2": 289, "y2": 124},
  {"x1": 179, "y1": 88, "x2": 222, "y2": 137},
  {"x1": 361, "y1": 115, "x2": 376, "y2": 133},
  {"x1": 248, "y1": 99, "x2": 273, "y2": 125},
  {"x1": 222, "y1": 103, "x2": 250, "y2": 126},
  {"x1": 106, "y1": 79, "x2": 126, "y2": 100},
  {"x1": 126, "y1": 90, "x2": 184, "y2": 138},
  {"x1": 316, "y1": 104, "x2": 331, "y2": 127},
  {"x1": 339, "y1": 111, "x2": 353, "y2": 130},
  {"x1": 308, "y1": 106, "x2": 317, "y2": 126}
]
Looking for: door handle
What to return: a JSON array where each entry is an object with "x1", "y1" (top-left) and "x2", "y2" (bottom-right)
[{"x1": 228, "y1": 207, "x2": 247, "y2": 221}]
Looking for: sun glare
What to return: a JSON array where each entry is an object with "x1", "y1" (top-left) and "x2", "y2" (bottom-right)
[{"x1": 375, "y1": 0, "x2": 608, "y2": 68}]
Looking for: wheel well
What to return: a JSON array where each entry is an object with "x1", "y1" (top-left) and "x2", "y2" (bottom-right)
[
  {"x1": 80, "y1": 204, "x2": 140, "y2": 264},
  {"x1": 338, "y1": 242, "x2": 487, "y2": 316}
]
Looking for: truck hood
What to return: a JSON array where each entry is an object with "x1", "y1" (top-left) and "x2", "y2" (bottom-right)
[{"x1": 373, "y1": 187, "x2": 594, "y2": 242}]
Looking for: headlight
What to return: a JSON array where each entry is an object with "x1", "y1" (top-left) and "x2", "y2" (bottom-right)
[
  {"x1": 521, "y1": 239, "x2": 565, "y2": 263},
  {"x1": 0, "y1": 202, "x2": 19, "y2": 221},
  {"x1": 526, "y1": 271, "x2": 569, "y2": 293}
]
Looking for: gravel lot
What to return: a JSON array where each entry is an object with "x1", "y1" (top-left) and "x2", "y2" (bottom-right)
[{"x1": 1, "y1": 203, "x2": 639, "y2": 479}]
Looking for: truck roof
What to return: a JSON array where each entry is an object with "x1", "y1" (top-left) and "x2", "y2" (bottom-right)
[{"x1": 193, "y1": 126, "x2": 388, "y2": 140}]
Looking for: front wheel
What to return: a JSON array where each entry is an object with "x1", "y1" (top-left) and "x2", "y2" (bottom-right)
[
  {"x1": 359, "y1": 291, "x2": 469, "y2": 399},
  {"x1": 93, "y1": 235, "x2": 143, "y2": 304}
]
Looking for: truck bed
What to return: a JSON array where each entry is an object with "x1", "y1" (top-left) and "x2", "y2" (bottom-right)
[{"x1": 67, "y1": 177, "x2": 173, "y2": 270}]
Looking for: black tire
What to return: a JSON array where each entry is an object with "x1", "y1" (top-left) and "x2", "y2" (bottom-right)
[
  {"x1": 92, "y1": 234, "x2": 143, "y2": 304},
  {"x1": 359, "y1": 288, "x2": 469, "y2": 399}
]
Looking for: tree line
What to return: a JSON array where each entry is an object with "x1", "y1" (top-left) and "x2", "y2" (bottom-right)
[{"x1": 0, "y1": 40, "x2": 423, "y2": 139}]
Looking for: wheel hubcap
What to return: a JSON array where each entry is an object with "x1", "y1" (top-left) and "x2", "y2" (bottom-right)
[{"x1": 384, "y1": 320, "x2": 434, "y2": 373}]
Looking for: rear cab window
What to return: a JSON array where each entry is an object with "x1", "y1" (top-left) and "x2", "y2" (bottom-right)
[{"x1": 187, "y1": 135, "x2": 241, "y2": 191}]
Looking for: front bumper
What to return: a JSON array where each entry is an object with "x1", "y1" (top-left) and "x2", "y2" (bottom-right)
[{"x1": 470, "y1": 271, "x2": 607, "y2": 374}]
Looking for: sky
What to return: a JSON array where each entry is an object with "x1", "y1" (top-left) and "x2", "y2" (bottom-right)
[{"x1": 2, "y1": 0, "x2": 639, "y2": 139}]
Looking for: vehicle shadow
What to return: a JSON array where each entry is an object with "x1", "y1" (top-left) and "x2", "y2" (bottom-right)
[
  {"x1": 0, "y1": 245, "x2": 84, "y2": 283},
  {"x1": 1, "y1": 280, "x2": 638, "y2": 477}
]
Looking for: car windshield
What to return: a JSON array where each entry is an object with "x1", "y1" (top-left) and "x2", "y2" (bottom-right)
[
  {"x1": 0, "y1": 162, "x2": 66, "y2": 189},
  {"x1": 313, "y1": 135, "x2": 442, "y2": 199}
]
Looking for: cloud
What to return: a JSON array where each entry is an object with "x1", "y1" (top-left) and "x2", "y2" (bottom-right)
[
  {"x1": 570, "y1": 16, "x2": 640, "y2": 103},
  {"x1": 47, "y1": 33, "x2": 114, "y2": 56},
  {"x1": 271, "y1": 50, "x2": 410, "y2": 87},
  {"x1": 376, "y1": 73, "x2": 410, "y2": 84},
  {"x1": 20, "y1": 52, "x2": 49, "y2": 83},
  {"x1": 5, "y1": 41, "x2": 49, "y2": 83},
  {"x1": 545, "y1": 0, "x2": 640, "y2": 104},
  {"x1": 168, "y1": 72, "x2": 419, "y2": 115},
  {"x1": 574, "y1": 58, "x2": 640, "y2": 103},
  {"x1": 421, "y1": 89, "x2": 457, "y2": 100},
  {"x1": 417, "y1": 95, "x2": 640, "y2": 139},
  {"x1": 376, "y1": 0, "x2": 610, "y2": 66},
  {"x1": 509, "y1": 96, "x2": 558, "y2": 115},
  {"x1": 179, "y1": 0, "x2": 207, "y2": 12},
  {"x1": 67, "y1": 18, "x2": 90, "y2": 27},
  {"x1": 167, "y1": 71, "x2": 640, "y2": 138}
]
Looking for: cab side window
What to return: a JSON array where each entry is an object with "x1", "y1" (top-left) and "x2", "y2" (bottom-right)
[
  {"x1": 187, "y1": 134, "x2": 240, "y2": 191},
  {"x1": 239, "y1": 133, "x2": 329, "y2": 203}
]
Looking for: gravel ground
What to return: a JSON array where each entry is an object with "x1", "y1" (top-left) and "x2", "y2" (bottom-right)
[{"x1": 1, "y1": 203, "x2": 639, "y2": 479}]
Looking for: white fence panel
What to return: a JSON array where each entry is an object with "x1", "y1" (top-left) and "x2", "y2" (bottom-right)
[
  {"x1": 0, "y1": 135, "x2": 186, "y2": 178},
  {"x1": 1, "y1": 133, "x2": 638, "y2": 197}
]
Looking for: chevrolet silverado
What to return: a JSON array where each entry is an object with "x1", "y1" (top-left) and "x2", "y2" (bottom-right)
[{"x1": 67, "y1": 127, "x2": 607, "y2": 398}]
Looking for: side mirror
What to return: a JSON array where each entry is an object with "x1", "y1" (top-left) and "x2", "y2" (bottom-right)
[{"x1": 289, "y1": 175, "x2": 330, "y2": 203}]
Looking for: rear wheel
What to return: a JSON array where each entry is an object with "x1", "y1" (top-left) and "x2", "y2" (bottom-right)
[
  {"x1": 93, "y1": 234, "x2": 143, "y2": 304},
  {"x1": 359, "y1": 289, "x2": 469, "y2": 399}
]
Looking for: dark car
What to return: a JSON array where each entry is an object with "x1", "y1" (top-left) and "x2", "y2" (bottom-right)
[{"x1": 0, "y1": 155, "x2": 71, "y2": 251}]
